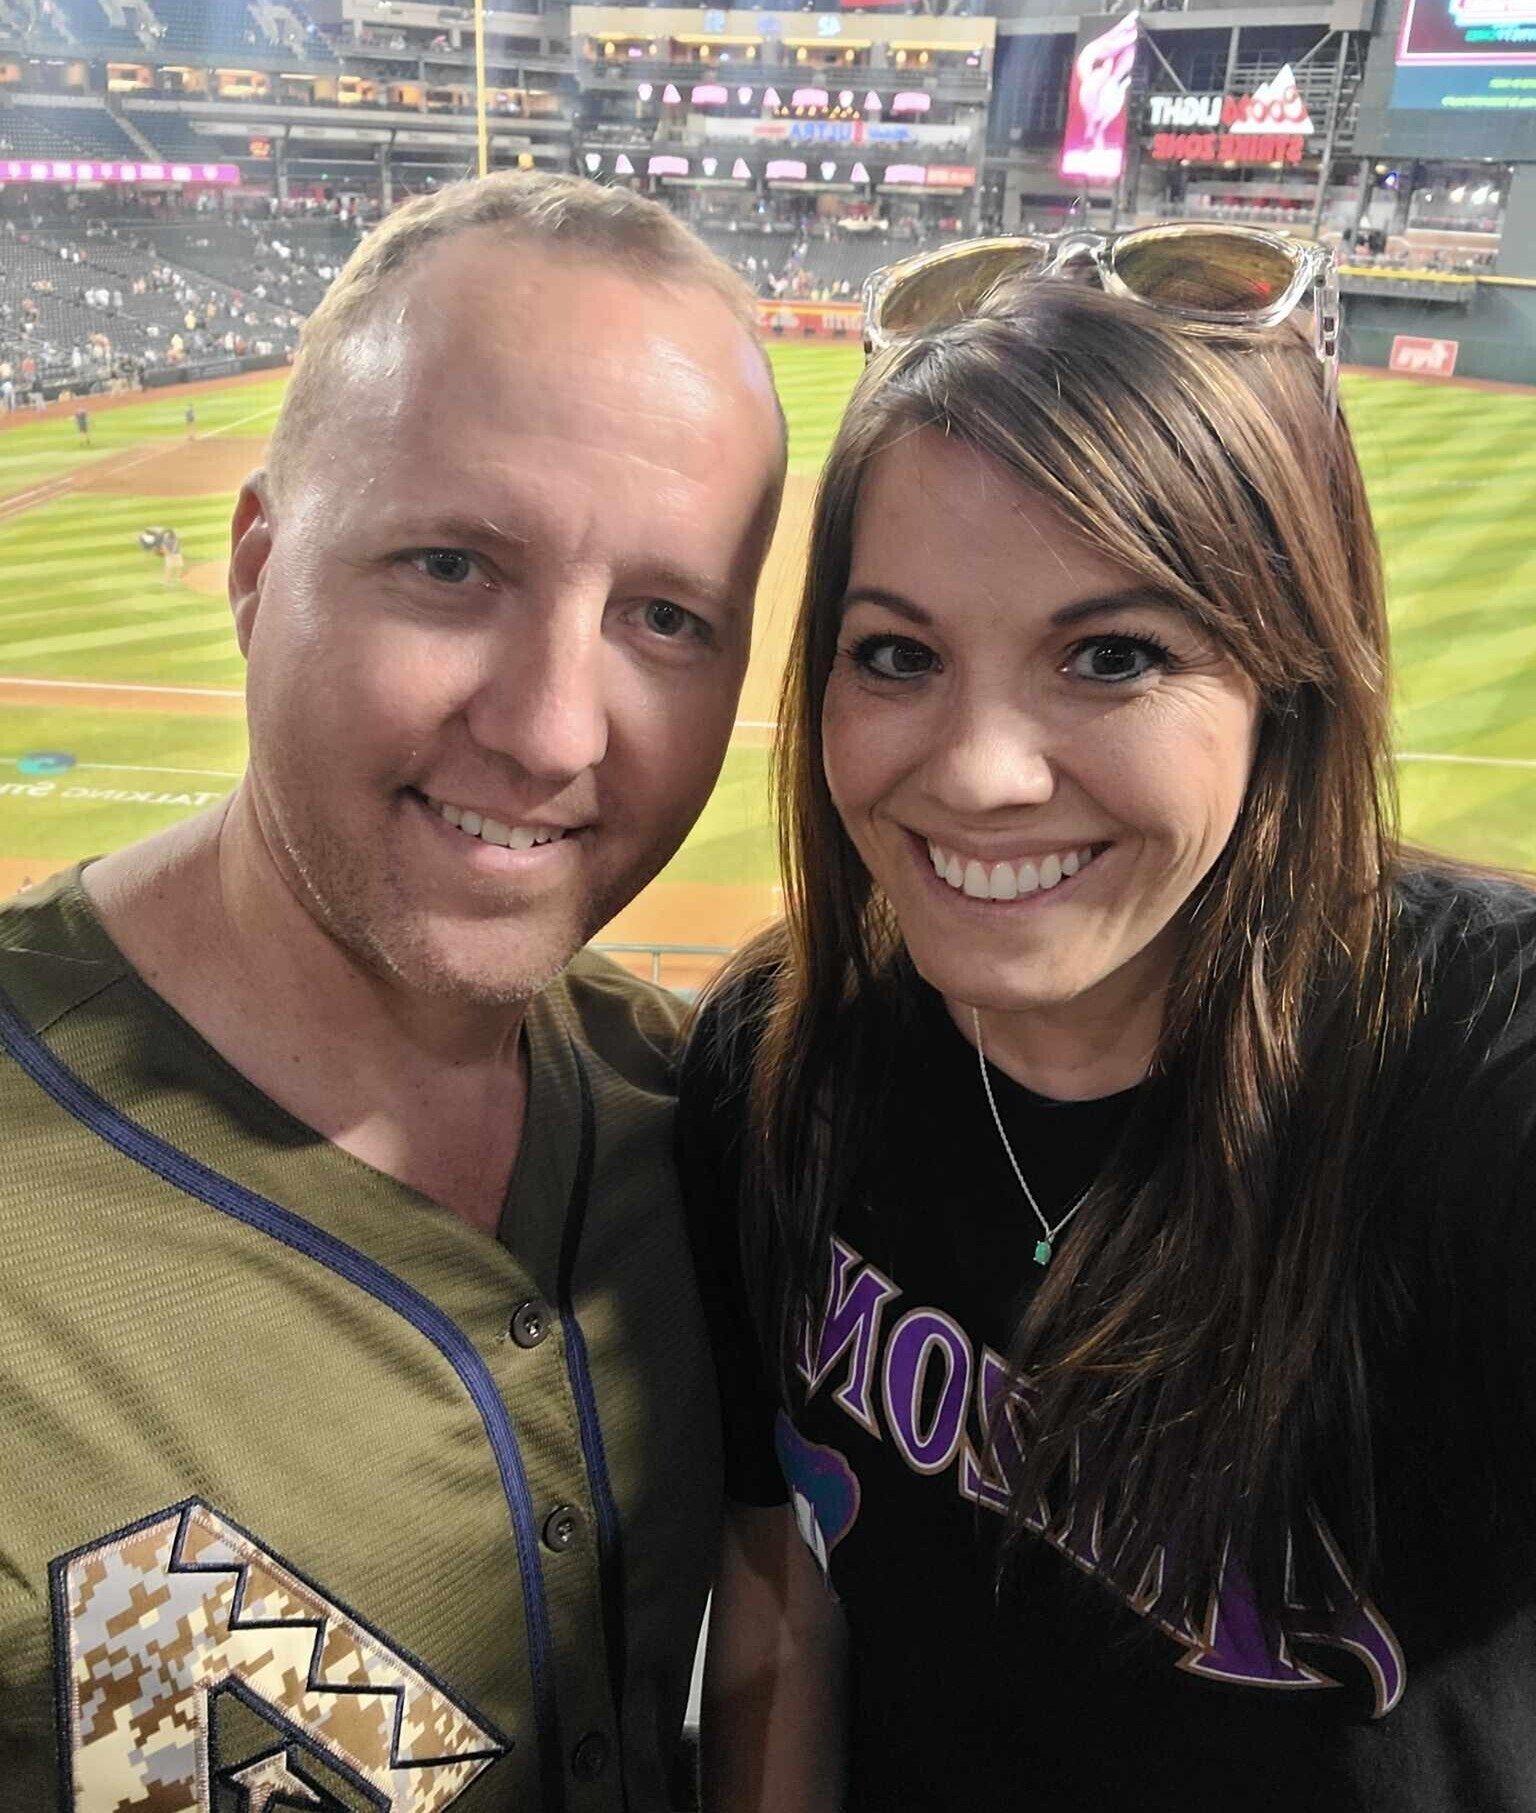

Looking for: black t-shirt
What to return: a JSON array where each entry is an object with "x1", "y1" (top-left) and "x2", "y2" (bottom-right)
[{"x1": 678, "y1": 869, "x2": 1536, "y2": 1812}]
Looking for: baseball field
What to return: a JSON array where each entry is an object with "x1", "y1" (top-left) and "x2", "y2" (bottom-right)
[{"x1": 0, "y1": 347, "x2": 1532, "y2": 989}]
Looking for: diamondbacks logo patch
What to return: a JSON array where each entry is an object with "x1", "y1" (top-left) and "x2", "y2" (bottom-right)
[{"x1": 51, "y1": 1500, "x2": 508, "y2": 1812}]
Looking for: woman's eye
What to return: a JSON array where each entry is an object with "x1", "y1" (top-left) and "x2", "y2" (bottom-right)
[
  {"x1": 411, "y1": 549, "x2": 478, "y2": 585},
  {"x1": 1066, "y1": 636, "x2": 1173, "y2": 684},
  {"x1": 851, "y1": 635, "x2": 940, "y2": 680}
]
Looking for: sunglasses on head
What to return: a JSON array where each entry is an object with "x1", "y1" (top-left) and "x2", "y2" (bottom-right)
[{"x1": 861, "y1": 223, "x2": 1341, "y2": 416}]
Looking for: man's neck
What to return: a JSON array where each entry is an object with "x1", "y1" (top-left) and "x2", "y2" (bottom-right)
[{"x1": 82, "y1": 795, "x2": 531, "y2": 1235}]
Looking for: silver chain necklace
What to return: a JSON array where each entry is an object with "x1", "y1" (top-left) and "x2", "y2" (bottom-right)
[{"x1": 972, "y1": 1007, "x2": 1091, "y2": 1267}]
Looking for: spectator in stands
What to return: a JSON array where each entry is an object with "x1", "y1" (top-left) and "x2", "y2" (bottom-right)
[{"x1": 683, "y1": 238, "x2": 1536, "y2": 1812}]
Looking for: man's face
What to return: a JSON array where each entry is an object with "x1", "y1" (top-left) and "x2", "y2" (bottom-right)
[{"x1": 230, "y1": 236, "x2": 783, "y2": 1005}]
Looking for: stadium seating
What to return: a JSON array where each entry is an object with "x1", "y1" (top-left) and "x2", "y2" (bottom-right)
[
  {"x1": 124, "y1": 112, "x2": 227, "y2": 162},
  {"x1": 0, "y1": 102, "x2": 141, "y2": 161},
  {"x1": 0, "y1": 217, "x2": 304, "y2": 388},
  {"x1": 147, "y1": 0, "x2": 271, "y2": 58},
  {"x1": 51, "y1": 0, "x2": 141, "y2": 50}
]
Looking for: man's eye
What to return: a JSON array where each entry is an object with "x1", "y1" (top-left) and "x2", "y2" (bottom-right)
[
  {"x1": 411, "y1": 549, "x2": 477, "y2": 585},
  {"x1": 848, "y1": 634, "x2": 940, "y2": 680},
  {"x1": 642, "y1": 600, "x2": 703, "y2": 640}
]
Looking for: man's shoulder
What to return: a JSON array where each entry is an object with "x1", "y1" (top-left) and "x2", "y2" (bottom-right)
[
  {"x1": 540, "y1": 946, "x2": 688, "y2": 1096},
  {"x1": 0, "y1": 864, "x2": 127, "y2": 1034}
]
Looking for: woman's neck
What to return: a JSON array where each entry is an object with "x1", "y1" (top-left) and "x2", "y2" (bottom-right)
[{"x1": 945, "y1": 941, "x2": 1171, "y2": 1102}]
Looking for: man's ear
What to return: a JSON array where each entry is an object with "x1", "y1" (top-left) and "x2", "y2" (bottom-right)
[{"x1": 228, "y1": 472, "x2": 275, "y2": 656}]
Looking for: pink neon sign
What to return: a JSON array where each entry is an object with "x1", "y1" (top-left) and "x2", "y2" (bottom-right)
[{"x1": 0, "y1": 159, "x2": 241, "y2": 185}]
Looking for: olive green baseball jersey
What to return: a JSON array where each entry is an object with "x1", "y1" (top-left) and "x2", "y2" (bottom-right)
[{"x1": 0, "y1": 868, "x2": 721, "y2": 1813}]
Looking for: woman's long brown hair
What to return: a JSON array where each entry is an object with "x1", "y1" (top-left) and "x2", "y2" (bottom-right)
[{"x1": 710, "y1": 281, "x2": 1421, "y2": 1626}]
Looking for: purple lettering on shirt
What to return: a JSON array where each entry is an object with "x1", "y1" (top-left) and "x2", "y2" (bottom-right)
[
  {"x1": 800, "y1": 1236, "x2": 900, "y2": 1435},
  {"x1": 1279, "y1": 1522, "x2": 1407, "y2": 1716},
  {"x1": 882, "y1": 1308, "x2": 973, "y2": 1475},
  {"x1": 959, "y1": 1345, "x2": 1020, "y2": 1513}
]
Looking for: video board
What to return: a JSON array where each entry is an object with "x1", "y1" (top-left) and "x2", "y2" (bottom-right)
[{"x1": 1392, "y1": 0, "x2": 1536, "y2": 114}]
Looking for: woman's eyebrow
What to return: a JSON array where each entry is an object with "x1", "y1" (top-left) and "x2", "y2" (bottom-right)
[{"x1": 838, "y1": 586, "x2": 933, "y2": 627}]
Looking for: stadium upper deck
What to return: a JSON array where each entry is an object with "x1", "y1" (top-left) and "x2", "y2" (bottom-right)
[{"x1": 0, "y1": 0, "x2": 1528, "y2": 385}]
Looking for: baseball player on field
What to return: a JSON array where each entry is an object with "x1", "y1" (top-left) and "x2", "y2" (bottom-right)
[{"x1": 0, "y1": 173, "x2": 784, "y2": 1812}]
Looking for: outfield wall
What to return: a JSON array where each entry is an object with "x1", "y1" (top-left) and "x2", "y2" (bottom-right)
[
  {"x1": 761, "y1": 295, "x2": 1536, "y2": 385},
  {"x1": 1342, "y1": 283, "x2": 1536, "y2": 386}
]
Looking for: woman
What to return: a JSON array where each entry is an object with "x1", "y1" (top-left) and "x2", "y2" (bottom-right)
[{"x1": 678, "y1": 230, "x2": 1536, "y2": 1812}]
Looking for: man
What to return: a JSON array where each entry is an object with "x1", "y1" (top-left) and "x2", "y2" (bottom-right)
[{"x1": 0, "y1": 173, "x2": 784, "y2": 1811}]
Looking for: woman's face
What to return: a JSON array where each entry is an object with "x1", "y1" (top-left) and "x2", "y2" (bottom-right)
[{"x1": 822, "y1": 429, "x2": 1260, "y2": 1026}]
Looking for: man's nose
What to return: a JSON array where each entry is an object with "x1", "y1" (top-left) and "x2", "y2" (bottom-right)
[{"x1": 464, "y1": 604, "x2": 610, "y2": 786}]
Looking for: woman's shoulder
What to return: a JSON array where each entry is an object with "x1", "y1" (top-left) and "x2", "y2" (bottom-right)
[
  {"x1": 1394, "y1": 861, "x2": 1536, "y2": 1040},
  {"x1": 679, "y1": 929, "x2": 789, "y2": 1118},
  {"x1": 1387, "y1": 862, "x2": 1536, "y2": 1162}
]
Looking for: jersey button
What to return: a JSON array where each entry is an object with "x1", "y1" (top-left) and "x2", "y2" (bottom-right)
[
  {"x1": 509, "y1": 1299, "x2": 552, "y2": 1348},
  {"x1": 570, "y1": 1731, "x2": 611, "y2": 1782},
  {"x1": 542, "y1": 1504, "x2": 584, "y2": 1553}
]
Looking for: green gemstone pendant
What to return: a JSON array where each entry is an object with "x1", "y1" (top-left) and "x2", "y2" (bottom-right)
[{"x1": 1034, "y1": 1239, "x2": 1052, "y2": 1266}]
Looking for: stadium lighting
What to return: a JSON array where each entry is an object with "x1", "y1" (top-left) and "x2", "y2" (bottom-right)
[
  {"x1": 615, "y1": 153, "x2": 635, "y2": 174},
  {"x1": 703, "y1": 156, "x2": 719, "y2": 175},
  {"x1": 738, "y1": 85, "x2": 753, "y2": 103},
  {"x1": 851, "y1": 161, "x2": 870, "y2": 183},
  {"x1": 732, "y1": 157, "x2": 751, "y2": 179},
  {"x1": 1450, "y1": 185, "x2": 1466, "y2": 202},
  {"x1": 839, "y1": 89, "x2": 854, "y2": 106},
  {"x1": 865, "y1": 91, "x2": 882, "y2": 110},
  {"x1": 636, "y1": 82, "x2": 652, "y2": 100},
  {"x1": 763, "y1": 86, "x2": 782, "y2": 108},
  {"x1": 663, "y1": 83, "x2": 682, "y2": 103},
  {"x1": 1471, "y1": 185, "x2": 1489, "y2": 205},
  {"x1": 820, "y1": 160, "x2": 837, "y2": 180},
  {"x1": 584, "y1": 152, "x2": 601, "y2": 172}
]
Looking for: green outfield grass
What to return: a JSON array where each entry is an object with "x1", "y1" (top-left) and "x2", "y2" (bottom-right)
[{"x1": 0, "y1": 347, "x2": 1532, "y2": 894}]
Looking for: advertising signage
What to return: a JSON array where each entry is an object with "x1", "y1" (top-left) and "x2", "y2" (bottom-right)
[
  {"x1": 1060, "y1": 12, "x2": 1139, "y2": 184},
  {"x1": 1147, "y1": 65, "x2": 1316, "y2": 165}
]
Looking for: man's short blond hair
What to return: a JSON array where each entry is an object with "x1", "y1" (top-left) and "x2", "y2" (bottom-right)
[{"x1": 264, "y1": 170, "x2": 768, "y2": 504}]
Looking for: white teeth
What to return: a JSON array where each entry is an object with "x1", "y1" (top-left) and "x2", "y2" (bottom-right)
[
  {"x1": 427, "y1": 795, "x2": 571, "y2": 850},
  {"x1": 925, "y1": 840, "x2": 1101, "y2": 900}
]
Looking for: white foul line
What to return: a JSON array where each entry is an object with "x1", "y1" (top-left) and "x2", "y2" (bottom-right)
[
  {"x1": 199, "y1": 402, "x2": 283, "y2": 440},
  {"x1": 1396, "y1": 751, "x2": 1536, "y2": 771},
  {"x1": 0, "y1": 758, "x2": 240, "y2": 780},
  {"x1": 0, "y1": 675, "x2": 243, "y2": 699}
]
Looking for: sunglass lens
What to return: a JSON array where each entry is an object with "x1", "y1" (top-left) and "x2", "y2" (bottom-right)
[
  {"x1": 879, "y1": 244, "x2": 1047, "y2": 339},
  {"x1": 1113, "y1": 234, "x2": 1298, "y2": 313}
]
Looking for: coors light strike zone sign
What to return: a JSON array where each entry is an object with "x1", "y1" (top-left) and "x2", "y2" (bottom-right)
[{"x1": 1148, "y1": 65, "x2": 1316, "y2": 166}]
